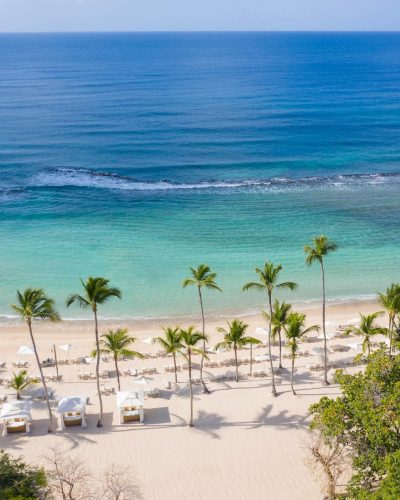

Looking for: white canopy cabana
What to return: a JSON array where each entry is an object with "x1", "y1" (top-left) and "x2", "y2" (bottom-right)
[
  {"x1": 0, "y1": 400, "x2": 31, "y2": 435},
  {"x1": 117, "y1": 391, "x2": 144, "y2": 423},
  {"x1": 57, "y1": 396, "x2": 87, "y2": 429}
]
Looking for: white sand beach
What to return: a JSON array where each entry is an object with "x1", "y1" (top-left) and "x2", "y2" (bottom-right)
[{"x1": 0, "y1": 299, "x2": 387, "y2": 499}]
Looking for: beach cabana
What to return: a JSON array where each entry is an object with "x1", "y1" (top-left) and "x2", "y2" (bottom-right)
[
  {"x1": 57, "y1": 396, "x2": 87, "y2": 429},
  {"x1": 117, "y1": 391, "x2": 144, "y2": 423},
  {"x1": 0, "y1": 400, "x2": 31, "y2": 435}
]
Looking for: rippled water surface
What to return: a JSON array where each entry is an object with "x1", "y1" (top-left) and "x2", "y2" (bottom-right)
[{"x1": 1, "y1": 33, "x2": 400, "y2": 318}]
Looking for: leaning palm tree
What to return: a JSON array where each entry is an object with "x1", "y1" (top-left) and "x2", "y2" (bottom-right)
[
  {"x1": 11, "y1": 288, "x2": 60, "y2": 431},
  {"x1": 304, "y1": 235, "x2": 338, "y2": 385},
  {"x1": 154, "y1": 327, "x2": 183, "y2": 383},
  {"x1": 263, "y1": 300, "x2": 292, "y2": 369},
  {"x1": 183, "y1": 264, "x2": 222, "y2": 394},
  {"x1": 66, "y1": 277, "x2": 121, "y2": 427},
  {"x1": 179, "y1": 326, "x2": 207, "y2": 427},
  {"x1": 92, "y1": 329, "x2": 143, "y2": 391},
  {"x1": 7, "y1": 370, "x2": 37, "y2": 400},
  {"x1": 377, "y1": 284, "x2": 400, "y2": 355},
  {"x1": 243, "y1": 262, "x2": 297, "y2": 397},
  {"x1": 284, "y1": 312, "x2": 319, "y2": 395},
  {"x1": 346, "y1": 312, "x2": 386, "y2": 355},
  {"x1": 215, "y1": 319, "x2": 261, "y2": 382}
]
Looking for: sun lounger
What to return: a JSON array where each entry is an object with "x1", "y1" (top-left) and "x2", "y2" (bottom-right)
[{"x1": 6, "y1": 418, "x2": 29, "y2": 433}]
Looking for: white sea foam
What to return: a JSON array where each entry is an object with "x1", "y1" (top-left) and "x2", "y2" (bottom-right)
[{"x1": 23, "y1": 167, "x2": 400, "y2": 194}]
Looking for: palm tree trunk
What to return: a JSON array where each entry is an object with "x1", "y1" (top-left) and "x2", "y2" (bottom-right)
[
  {"x1": 321, "y1": 261, "x2": 329, "y2": 385},
  {"x1": 278, "y1": 329, "x2": 283, "y2": 369},
  {"x1": 114, "y1": 355, "x2": 120, "y2": 391},
  {"x1": 291, "y1": 355, "x2": 295, "y2": 395},
  {"x1": 234, "y1": 345, "x2": 238, "y2": 382},
  {"x1": 27, "y1": 320, "x2": 54, "y2": 432},
  {"x1": 198, "y1": 287, "x2": 209, "y2": 394},
  {"x1": 388, "y1": 316, "x2": 393, "y2": 356},
  {"x1": 173, "y1": 353, "x2": 178, "y2": 383},
  {"x1": 93, "y1": 309, "x2": 104, "y2": 427},
  {"x1": 17, "y1": 391, "x2": 21, "y2": 400},
  {"x1": 188, "y1": 350, "x2": 193, "y2": 427},
  {"x1": 249, "y1": 343, "x2": 253, "y2": 376},
  {"x1": 268, "y1": 292, "x2": 277, "y2": 397},
  {"x1": 53, "y1": 344, "x2": 59, "y2": 379}
]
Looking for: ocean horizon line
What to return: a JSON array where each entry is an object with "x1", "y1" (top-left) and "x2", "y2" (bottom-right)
[{"x1": 0, "y1": 30, "x2": 399, "y2": 35}]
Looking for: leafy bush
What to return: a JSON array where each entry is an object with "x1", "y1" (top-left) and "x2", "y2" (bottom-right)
[
  {"x1": 0, "y1": 449, "x2": 47, "y2": 499},
  {"x1": 309, "y1": 349, "x2": 400, "y2": 498}
]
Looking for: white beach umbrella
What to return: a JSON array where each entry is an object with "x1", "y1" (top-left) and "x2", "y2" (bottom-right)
[
  {"x1": 347, "y1": 317, "x2": 360, "y2": 326},
  {"x1": 17, "y1": 345, "x2": 34, "y2": 355},
  {"x1": 83, "y1": 356, "x2": 94, "y2": 364},
  {"x1": 132, "y1": 376, "x2": 153, "y2": 387},
  {"x1": 255, "y1": 327, "x2": 268, "y2": 336},
  {"x1": 58, "y1": 344, "x2": 76, "y2": 352},
  {"x1": 142, "y1": 337, "x2": 155, "y2": 345}
]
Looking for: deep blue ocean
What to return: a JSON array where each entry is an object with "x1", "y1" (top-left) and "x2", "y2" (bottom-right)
[{"x1": 0, "y1": 32, "x2": 400, "y2": 319}]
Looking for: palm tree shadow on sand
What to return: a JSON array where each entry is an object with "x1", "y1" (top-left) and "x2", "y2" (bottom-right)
[{"x1": 192, "y1": 404, "x2": 310, "y2": 439}]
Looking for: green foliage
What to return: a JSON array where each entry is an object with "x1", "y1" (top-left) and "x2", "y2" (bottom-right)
[
  {"x1": 7, "y1": 370, "x2": 37, "y2": 399},
  {"x1": 346, "y1": 312, "x2": 386, "y2": 355},
  {"x1": 304, "y1": 235, "x2": 338, "y2": 267},
  {"x1": 215, "y1": 319, "x2": 260, "y2": 350},
  {"x1": 309, "y1": 350, "x2": 400, "y2": 497},
  {"x1": 182, "y1": 264, "x2": 222, "y2": 293},
  {"x1": 0, "y1": 449, "x2": 47, "y2": 499},
  {"x1": 154, "y1": 327, "x2": 183, "y2": 355},
  {"x1": 95, "y1": 328, "x2": 143, "y2": 360},
  {"x1": 370, "y1": 450, "x2": 400, "y2": 499},
  {"x1": 242, "y1": 262, "x2": 297, "y2": 295},
  {"x1": 284, "y1": 312, "x2": 319, "y2": 357},
  {"x1": 66, "y1": 276, "x2": 121, "y2": 312},
  {"x1": 11, "y1": 288, "x2": 60, "y2": 323}
]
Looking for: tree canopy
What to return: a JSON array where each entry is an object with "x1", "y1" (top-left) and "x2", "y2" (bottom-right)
[{"x1": 309, "y1": 350, "x2": 400, "y2": 497}]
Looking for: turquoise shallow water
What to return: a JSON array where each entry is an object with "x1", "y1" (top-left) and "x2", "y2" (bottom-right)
[{"x1": 0, "y1": 33, "x2": 400, "y2": 319}]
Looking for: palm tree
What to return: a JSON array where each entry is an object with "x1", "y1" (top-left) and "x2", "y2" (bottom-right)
[
  {"x1": 93, "y1": 329, "x2": 143, "y2": 391},
  {"x1": 179, "y1": 326, "x2": 207, "y2": 427},
  {"x1": 11, "y1": 288, "x2": 60, "y2": 431},
  {"x1": 284, "y1": 312, "x2": 319, "y2": 395},
  {"x1": 346, "y1": 312, "x2": 386, "y2": 355},
  {"x1": 215, "y1": 319, "x2": 261, "y2": 382},
  {"x1": 66, "y1": 277, "x2": 121, "y2": 427},
  {"x1": 243, "y1": 262, "x2": 297, "y2": 397},
  {"x1": 183, "y1": 264, "x2": 222, "y2": 394},
  {"x1": 7, "y1": 370, "x2": 37, "y2": 400},
  {"x1": 377, "y1": 284, "x2": 400, "y2": 355},
  {"x1": 304, "y1": 235, "x2": 338, "y2": 385},
  {"x1": 263, "y1": 300, "x2": 292, "y2": 369},
  {"x1": 154, "y1": 327, "x2": 183, "y2": 383}
]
